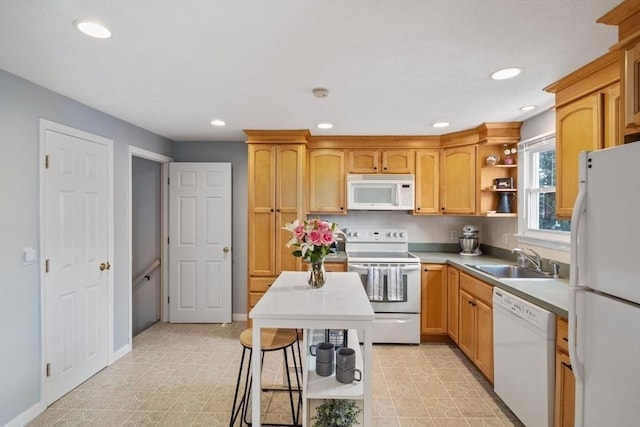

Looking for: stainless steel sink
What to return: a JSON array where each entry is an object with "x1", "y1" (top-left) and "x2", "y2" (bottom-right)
[{"x1": 468, "y1": 264, "x2": 553, "y2": 279}]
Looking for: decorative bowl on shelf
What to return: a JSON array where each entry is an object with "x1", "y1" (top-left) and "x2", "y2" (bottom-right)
[{"x1": 485, "y1": 155, "x2": 499, "y2": 166}]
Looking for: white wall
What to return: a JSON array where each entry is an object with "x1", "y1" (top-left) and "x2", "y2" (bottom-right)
[{"x1": 0, "y1": 69, "x2": 173, "y2": 426}]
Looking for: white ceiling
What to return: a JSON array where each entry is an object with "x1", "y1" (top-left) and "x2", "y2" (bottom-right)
[{"x1": 0, "y1": 0, "x2": 620, "y2": 142}]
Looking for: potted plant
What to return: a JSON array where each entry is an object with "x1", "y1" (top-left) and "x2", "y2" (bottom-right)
[{"x1": 312, "y1": 399, "x2": 361, "y2": 427}]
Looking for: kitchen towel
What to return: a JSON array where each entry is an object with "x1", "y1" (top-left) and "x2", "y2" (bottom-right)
[
  {"x1": 366, "y1": 267, "x2": 383, "y2": 301},
  {"x1": 386, "y1": 266, "x2": 404, "y2": 301}
]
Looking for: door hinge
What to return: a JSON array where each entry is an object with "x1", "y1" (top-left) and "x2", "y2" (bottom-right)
[
  {"x1": 167, "y1": 237, "x2": 170, "y2": 245},
  {"x1": 168, "y1": 296, "x2": 170, "y2": 304},
  {"x1": 45, "y1": 259, "x2": 50, "y2": 273},
  {"x1": 46, "y1": 363, "x2": 51, "y2": 377},
  {"x1": 45, "y1": 155, "x2": 49, "y2": 169},
  {"x1": 168, "y1": 177, "x2": 170, "y2": 185}
]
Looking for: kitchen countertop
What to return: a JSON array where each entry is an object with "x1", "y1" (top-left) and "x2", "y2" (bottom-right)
[
  {"x1": 412, "y1": 251, "x2": 570, "y2": 318},
  {"x1": 327, "y1": 250, "x2": 570, "y2": 318}
]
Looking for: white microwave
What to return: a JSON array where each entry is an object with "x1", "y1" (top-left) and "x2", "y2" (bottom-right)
[{"x1": 347, "y1": 174, "x2": 415, "y2": 210}]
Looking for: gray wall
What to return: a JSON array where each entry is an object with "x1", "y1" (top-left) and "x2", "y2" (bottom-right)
[
  {"x1": 132, "y1": 157, "x2": 162, "y2": 335},
  {"x1": 173, "y1": 141, "x2": 248, "y2": 317},
  {"x1": 0, "y1": 69, "x2": 173, "y2": 425}
]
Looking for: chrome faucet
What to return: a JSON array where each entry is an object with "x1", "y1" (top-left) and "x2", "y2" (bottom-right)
[{"x1": 512, "y1": 248, "x2": 543, "y2": 271}]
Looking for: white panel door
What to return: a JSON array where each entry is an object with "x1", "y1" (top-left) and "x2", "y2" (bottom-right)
[
  {"x1": 43, "y1": 125, "x2": 111, "y2": 404},
  {"x1": 169, "y1": 163, "x2": 232, "y2": 323}
]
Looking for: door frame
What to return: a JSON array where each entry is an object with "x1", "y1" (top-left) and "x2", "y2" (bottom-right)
[
  {"x1": 128, "y1": 146, "x2": 172, "y2": 344},
  {"x1": 39, "y1": 119, "x2": 115, "y2": 405}
]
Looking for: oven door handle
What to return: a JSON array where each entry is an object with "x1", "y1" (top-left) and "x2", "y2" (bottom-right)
[{"x1": 348, "y1": 264, "x2": 421, "y2": 272}]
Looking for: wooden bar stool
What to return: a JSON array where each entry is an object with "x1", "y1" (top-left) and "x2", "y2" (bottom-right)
[{"x1": 229, "y1": 328, "x2": 302, "y2": 426}]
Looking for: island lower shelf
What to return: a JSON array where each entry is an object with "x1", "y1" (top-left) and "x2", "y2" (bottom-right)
[{"x1": 305, "y1": 329, "x2": 364, "y2": 400}]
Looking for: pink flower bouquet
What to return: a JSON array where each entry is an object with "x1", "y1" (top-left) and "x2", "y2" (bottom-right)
[{"x1": 282, "y1": 218, "x2": 341, "y2": 263}]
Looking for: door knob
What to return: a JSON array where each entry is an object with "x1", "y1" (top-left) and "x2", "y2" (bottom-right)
[
  {"x1": 223, "y1": 247, "x2": 230, "y2": 253},
  {"x1": 100, "y1": 262, "x2": 111, "y2": 271}
]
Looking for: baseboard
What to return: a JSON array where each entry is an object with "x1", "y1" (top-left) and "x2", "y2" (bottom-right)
[
  {"x1": 110, "y1": 343, "x2": 131, "y2": 364},
  {"x1": 3, "y1": 401, "x2": 46, "y2": 427},
  {"x1": 232, "y1": 313, "x2": 247, "y2": 322}
]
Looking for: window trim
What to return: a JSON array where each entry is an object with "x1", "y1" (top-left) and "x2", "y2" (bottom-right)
[{"x1": 516, "y1": 132, "x2": 570, "y2": 251}]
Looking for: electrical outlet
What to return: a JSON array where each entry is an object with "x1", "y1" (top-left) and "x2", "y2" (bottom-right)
[
  {"x1": 450, "y1": 230, "x2": 458, "y2": 240},
  {"x1": 502, "y1": 233, "x2": 508, "y2": 244}
]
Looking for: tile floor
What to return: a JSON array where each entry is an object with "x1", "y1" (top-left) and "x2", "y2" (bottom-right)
[{"x1": 28, "y1": 322, "x2": 524, "y2": 426}]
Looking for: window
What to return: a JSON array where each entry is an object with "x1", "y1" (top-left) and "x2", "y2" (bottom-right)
[{"x1": 517, "y1": 133, "x2": 570, "y2": 249}]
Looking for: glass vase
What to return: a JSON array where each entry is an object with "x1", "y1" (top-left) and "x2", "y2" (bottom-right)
[{"x1": 307, "y1": 258, "x2": 327, "y2": 288}]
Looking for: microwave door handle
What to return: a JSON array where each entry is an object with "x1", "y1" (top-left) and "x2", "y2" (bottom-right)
[{"x1": 396, "y1": 184, "x2": 401, "y2": 206}]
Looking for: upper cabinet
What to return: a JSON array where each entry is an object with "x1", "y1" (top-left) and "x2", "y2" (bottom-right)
[
  {"x1": 545, "y1": 51, "x2": 622, "y2": 218},
  {"x1": 308, "y1": 149, "x2": 346, "y2": 214},
  {"x1": 598, "y1": 0, "x2": 640, "y2": 138},
  {"x1": 414, "y1": 149, "x2": 440, "y2": 215},
  {"x1": 440, "y1": 145, "x2": 477, "y2": 215},
  {"x1": 346, "y1": 149, "x2": 415, "y2": 174}
]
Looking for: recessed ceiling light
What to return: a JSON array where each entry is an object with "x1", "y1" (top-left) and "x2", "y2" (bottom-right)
[
  {"x1": 210, "y1": 119, "x2": 226, "y2": 126},
  {"x1": 520, "y1": 105, "x2": 537, "y2": 112},
  {"x1": 432, "y1": 122, "x2": 450, "y2": 128},
  {"x1": 74, "y1": 20, "x2": 111, "y2": 39},
  {"x1": 316, "y1": 123, "x2": 333, "y2": 129},
  {"x1": 490, "y1": 67, "x2": 521, "y2": 80}
]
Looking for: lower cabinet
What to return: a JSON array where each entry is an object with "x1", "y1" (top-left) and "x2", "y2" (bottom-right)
[
  {"x1": 447, "y1": 266, "x2": 460, "y2": 344},
  {"x1": 420, "y1": 264, "x2": 448, "y2": 339},
  {"x1": 555, "y1": 317, "x2": 575, "y2": 427},
  {"x1": 458, "y1": 272, "x2": 494, "y2": 382},
  {"x1": 325, "y1": 261, "x2": 346, "y2": 272}
]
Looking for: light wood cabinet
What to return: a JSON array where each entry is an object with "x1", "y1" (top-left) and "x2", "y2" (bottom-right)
[
  {"x1": 447, "y1": 266, "x2": 460, "y2": 344},
  {"x1": 325, "y1": 261, "x2": 346, "y2": 272},
  {"x1": 414, "y1": 149, "x2": 440, "y2": 215},
  {"x1": 308, "y1": 149, "x2": 346, "y2": 214},
  {"x1": 420, "y1": 264, "x2": 447, "y2": 339},
  {"x1": 545, "y1": 51, "x2": 622, "y2": 218},
  {"x1": 597, "y1": 1, "x2": 640, "y2": 138},
  {"x1": 554, "y1": 317, "x2": 575, "y2": 427},
  {"x1": 458, "y1": 272, "x2": 493, "y2": 382},
  {"x1": 246, "y1": 131, "x2": 308, "y2": 316},
  {"x1": 440, "y1": 145, "x2": 476, "y2": 214},
  {"x1": 346, "y1": 149, "x2": 414, "y2": 174}
]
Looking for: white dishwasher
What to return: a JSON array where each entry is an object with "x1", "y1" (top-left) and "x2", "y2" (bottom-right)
[{"x1": 493, "y1": 288, "x2": 555, "y2": 427}]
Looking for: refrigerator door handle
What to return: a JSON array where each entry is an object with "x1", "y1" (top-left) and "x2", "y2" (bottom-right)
[
  {"x1": 569, "y1": 152, "x2": 588, "y2": 427},
  {"x1": 568, "y1": 285, "x2": 585, "y2": 427}
]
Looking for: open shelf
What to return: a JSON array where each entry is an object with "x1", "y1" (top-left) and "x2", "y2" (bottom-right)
[
  {"x1": 306, "y1": 329, "x2": 364, "y2": 400},
  {"x1": 483, "y1": 164, "x2": 517, "y2": 169},
  {"x1": 485, "y1": 212, "x2": 517, "y2": 217}
]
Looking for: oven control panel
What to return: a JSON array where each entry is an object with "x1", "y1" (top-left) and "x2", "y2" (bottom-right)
[{"x1": 345, "y1": 227, "x2": 408, "y2": 243}]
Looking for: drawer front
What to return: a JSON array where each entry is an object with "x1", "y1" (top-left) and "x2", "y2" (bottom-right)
[
  {"x1": 325, "y1": 262, "x2": 346, "y2": 272},
  {"x1": 249, "y1": 277, "x2": 275, "y2": 292},
  {"x1": 460, "y1": 272, "x2": 493, "y2": 306},
  {"x1": 557, "y1": 317, "x2": 569, "y2": 354},
  {"x1": 248, "y1": 292, "x2": 264, "y2": 309}
]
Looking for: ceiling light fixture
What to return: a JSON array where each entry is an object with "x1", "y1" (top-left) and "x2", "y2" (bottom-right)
[
  {"x1": 520, "y1": 105, "x2": 537, "y2": 112},
  {"x1": 312, "y1": 88, "x2": 329, "y2": 98},
  {"x1": 490, "y1": 67, "x2": 521, "y2": 80},
  {"x1": 432, "y1": 122, "x2": 450, "y2": 128},
  {"x1": 74, "y1": 20, "x2": 111, "y2": 39},
  {"x1": 316, "y1": 123, "x2": 333, "y2": 129},
  {"x1": 210, "y1": 119, "x2": 226, "y2": 126}
]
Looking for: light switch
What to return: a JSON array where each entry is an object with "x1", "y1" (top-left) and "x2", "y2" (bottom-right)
[{"x1": 23, "y1": 247, "x2": 37, "y2": 265}]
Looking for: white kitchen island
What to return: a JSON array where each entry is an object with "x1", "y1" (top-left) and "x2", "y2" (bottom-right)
[{"x1": 250, "y1": 271, "x2": 375, "y2": 426}]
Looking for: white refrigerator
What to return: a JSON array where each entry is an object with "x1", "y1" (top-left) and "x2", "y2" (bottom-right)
[{"x1": 569, "y1": 141, "x2": 640, "y2": 427}]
